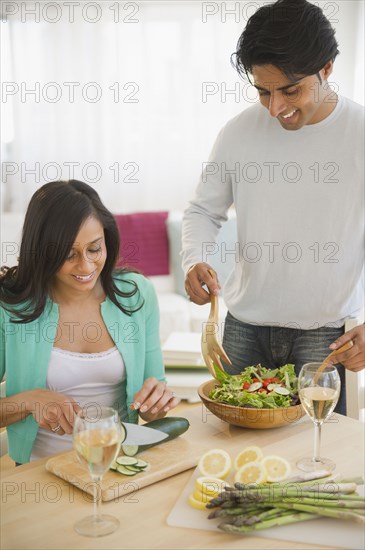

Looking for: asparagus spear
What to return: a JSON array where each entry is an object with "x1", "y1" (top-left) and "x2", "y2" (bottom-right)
[
  {"x1": 218, "y1": 512, "x2": 317, "y2": 533},
  {"x1": 208, "y1": 505, "x2": 264, "y2": 519},
  {"x1": 233, "y1": 470, "x2": 331, "y2": 489},
  {"x1": 234, "y1": 474, "x2": 364, "y2": 489},
  {"x1": 231, "y1": 508, "x2": 293, "y2": 527},
  {"x1": 274, "y1": 502, "x2": 365, "y2": 523},
  {"x1": 283, "y1": 497, "x2": 365, "y2": 509},
  {"x1": 212, "y1": 484, "x2": 363, "y2": 503}
]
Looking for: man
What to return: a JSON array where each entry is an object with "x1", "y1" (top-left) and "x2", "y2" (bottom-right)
[{"x1": 182, "y1": 0, "x2": 364, "y2": 414}]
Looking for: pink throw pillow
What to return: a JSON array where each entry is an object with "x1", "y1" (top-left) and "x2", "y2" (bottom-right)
[{"x1": 114, "y1": 212, "x2": 170, "y2": 276}]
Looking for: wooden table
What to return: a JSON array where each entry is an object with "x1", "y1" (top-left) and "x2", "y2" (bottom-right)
[{"x1": 1, "y1": 403, "x2": 364, "y2": 550}]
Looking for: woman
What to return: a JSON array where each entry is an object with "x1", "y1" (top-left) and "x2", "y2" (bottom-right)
[{"x1": 0, "y1": 180, "x2": 179, "y2": 464}]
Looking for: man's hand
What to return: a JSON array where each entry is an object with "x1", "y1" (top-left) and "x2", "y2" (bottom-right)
[
  {"x1": 328, "y1": 324, "x2": 365, "y2": 372},
  {"x1": 184, "y1": 263, "x2": 221, "y2": 305}
]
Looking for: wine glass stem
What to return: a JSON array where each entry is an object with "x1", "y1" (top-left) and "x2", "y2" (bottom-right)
[
  {"x1": 313, "y1": 422, "x2": 322, "y2": 462},
  {"x1": 92, "y1": 477, "x2": 102, "y2": 520}
]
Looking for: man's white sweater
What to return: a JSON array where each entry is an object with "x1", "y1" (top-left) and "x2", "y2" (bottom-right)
[{"x1": 182, "y1": 96, "x2": 364, "y2": 329}]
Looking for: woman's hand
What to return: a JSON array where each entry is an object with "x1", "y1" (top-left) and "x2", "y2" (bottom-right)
[
  {"x1": 25, "y1": 389, "x2": 81, "y2": 435},
  {"x1": 328, "y1": 324, "x2": 365, "y2": 372},
  {"x1": 130, "y1": 377, "x2": 180, "y2": 421}
]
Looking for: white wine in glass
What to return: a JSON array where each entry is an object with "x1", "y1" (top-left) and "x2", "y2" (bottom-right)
[
  {"x1": 73, "y1": 406, "x2": 125, "y2": 537},
  {"x1": 297, "y1": 363, "x2": 340, "y2": 472}
]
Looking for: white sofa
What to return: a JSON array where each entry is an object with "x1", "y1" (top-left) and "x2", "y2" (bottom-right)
[
  {"x1": 153, "y1": 275, "x2": 227, "y2": 343},
  {"x1": 0, "y1": 212, "x2": 232, "y2": 343}
]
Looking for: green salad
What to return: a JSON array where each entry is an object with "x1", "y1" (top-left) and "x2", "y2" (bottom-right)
[{"x1": 209, "y1": 364, "x2": 299, "y2": 409}]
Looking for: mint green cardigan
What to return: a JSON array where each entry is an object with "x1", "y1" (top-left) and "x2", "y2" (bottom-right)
[{"x1": 0, "y1": 272, "x2": 165, "y2": 464}]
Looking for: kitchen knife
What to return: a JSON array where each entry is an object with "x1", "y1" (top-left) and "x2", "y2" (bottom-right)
[{"x1": 122, "y1": 422, "x2": 168, "y2": 446}]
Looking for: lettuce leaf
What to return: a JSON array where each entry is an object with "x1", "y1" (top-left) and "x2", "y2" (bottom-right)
[{"x1": 208, "y1": 363, "x2": 298, "y2": 409}]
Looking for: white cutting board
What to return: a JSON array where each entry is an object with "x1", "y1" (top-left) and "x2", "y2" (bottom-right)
[{"x1": 167, "y1": 466, "x2": 365, "y2": 550}]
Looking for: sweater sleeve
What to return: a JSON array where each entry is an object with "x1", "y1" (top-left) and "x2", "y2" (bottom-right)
[
  {"x1": 181, "y1": 123, "x2": 234, "y2": 273},
  {"x1": 0, "y1": 307, "x2": 5, "y2": 382},
  {"x1": 142, "y1": 277, "x2": 166, "y2": 383}
]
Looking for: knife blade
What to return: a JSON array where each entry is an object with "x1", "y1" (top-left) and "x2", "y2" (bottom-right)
[{"x1": 122, "y1": 422, "x2": 168, "y2": 446}]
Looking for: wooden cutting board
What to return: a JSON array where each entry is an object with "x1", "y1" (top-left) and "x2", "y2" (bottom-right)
[{"x1": 46, "y1": 436, "x2": 201, "y2": 502}]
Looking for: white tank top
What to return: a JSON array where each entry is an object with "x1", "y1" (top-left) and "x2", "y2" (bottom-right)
[{"x1": 30, "y1": 346, "x2": 127, "y2": 461}]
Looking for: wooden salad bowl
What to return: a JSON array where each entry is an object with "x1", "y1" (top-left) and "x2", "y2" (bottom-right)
[{"x1": 198, "y1": 379, "x2": 305, "y2": 429}]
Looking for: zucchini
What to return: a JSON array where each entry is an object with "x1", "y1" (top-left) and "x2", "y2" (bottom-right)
[
  {"x1": 116, "y1": 465, "x2": 137, "y2": 476},
  {"x1": 113, "y1": 459, "x2": 151, "y2": 476},
  {"x1": 135, "y1": 459, "x2": 149, "y2": 469},
  {"x1": 123, "y1": 464, "x2": 144, "y2": 472},
  {"x1": 116, "y1": 457, "x2": 138, "y2": 466},
  {"x1": 121, "y1": 416, "x2": 190, "y2": 456},
  {"x1": 122, "y1": 444, "x2": 139, "y2": 457}
]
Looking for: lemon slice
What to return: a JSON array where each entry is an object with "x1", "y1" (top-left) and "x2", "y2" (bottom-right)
[
  {"x1": 234, "y1": 461, "x2": 267, "y2": 484},
  {"x1": 188, "y1": 492, "x2": 209, "y2": 510},
  {"x1": 261, "y1": 455, "x2": 292, "y2": 482},
  {"x1": 195, "y1": 476, "x2": 229, "y2": 497},
  {"x1": 233, "y1": 445, "x2": 264, "y2": 471},
  {"x1": 198, "y1": 449, "x2": 232, "y2": 479},
  {"x1": 192, "y1": 489, "x2": 214, "y2": 503}
]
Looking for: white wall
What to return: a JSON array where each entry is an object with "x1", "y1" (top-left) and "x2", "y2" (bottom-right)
[{"x1": 1, "y1": 0, "x2": 364, "y2": 215}]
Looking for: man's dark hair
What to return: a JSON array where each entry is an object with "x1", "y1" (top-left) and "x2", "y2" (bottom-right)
[{"x1": 232, "y1": 0, "x2": 339, "y2": 81}]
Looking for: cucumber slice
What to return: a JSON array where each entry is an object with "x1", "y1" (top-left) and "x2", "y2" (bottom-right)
[
  {"x1": 116, "y1": 465, "x2": 137, "y2": 476},
  {"x1": 135, "y1": 459, "x2": 149, "y2": 469},
  {"x1": 110, "y1": 460, "x2": 118, "y2": 471},
  {"x1": 121, "y1": 444, "x2": 139, "y2": 457},
  {"x1": 274, "y1": 386, "x2": 290, "y2": 395},
  {"x1": 116, "y1": 456, "x2": 138, "y2": 466},
  {"x1": 123, "y1": 464, "x2": 145, "y2": 472},
  {"x1": 248, "y1": 382, "x2": 263, "y2": 392},
  {"x1": 120, "y1": 422, "x2": 127, "y2": 444}
]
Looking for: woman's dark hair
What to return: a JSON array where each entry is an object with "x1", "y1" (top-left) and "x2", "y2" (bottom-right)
[
  {"x1": 232, "y1": 0, "x2": 339, "y2": 81},
  {"x1": 0, "y1": 180, "x2": 143, "y2": 322}
]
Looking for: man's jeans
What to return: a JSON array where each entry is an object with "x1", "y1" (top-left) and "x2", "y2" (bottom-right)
[{"x1": 222, "y1": 312, "x2": 346, "y2": 415}]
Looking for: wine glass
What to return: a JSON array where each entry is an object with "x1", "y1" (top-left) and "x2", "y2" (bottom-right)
[
  {"x1": 297, "y1": 362, "x2": 341, "y2": 472},
  {"x1": 73, "y1": 406, "x2": 125, "y2": 537}
]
